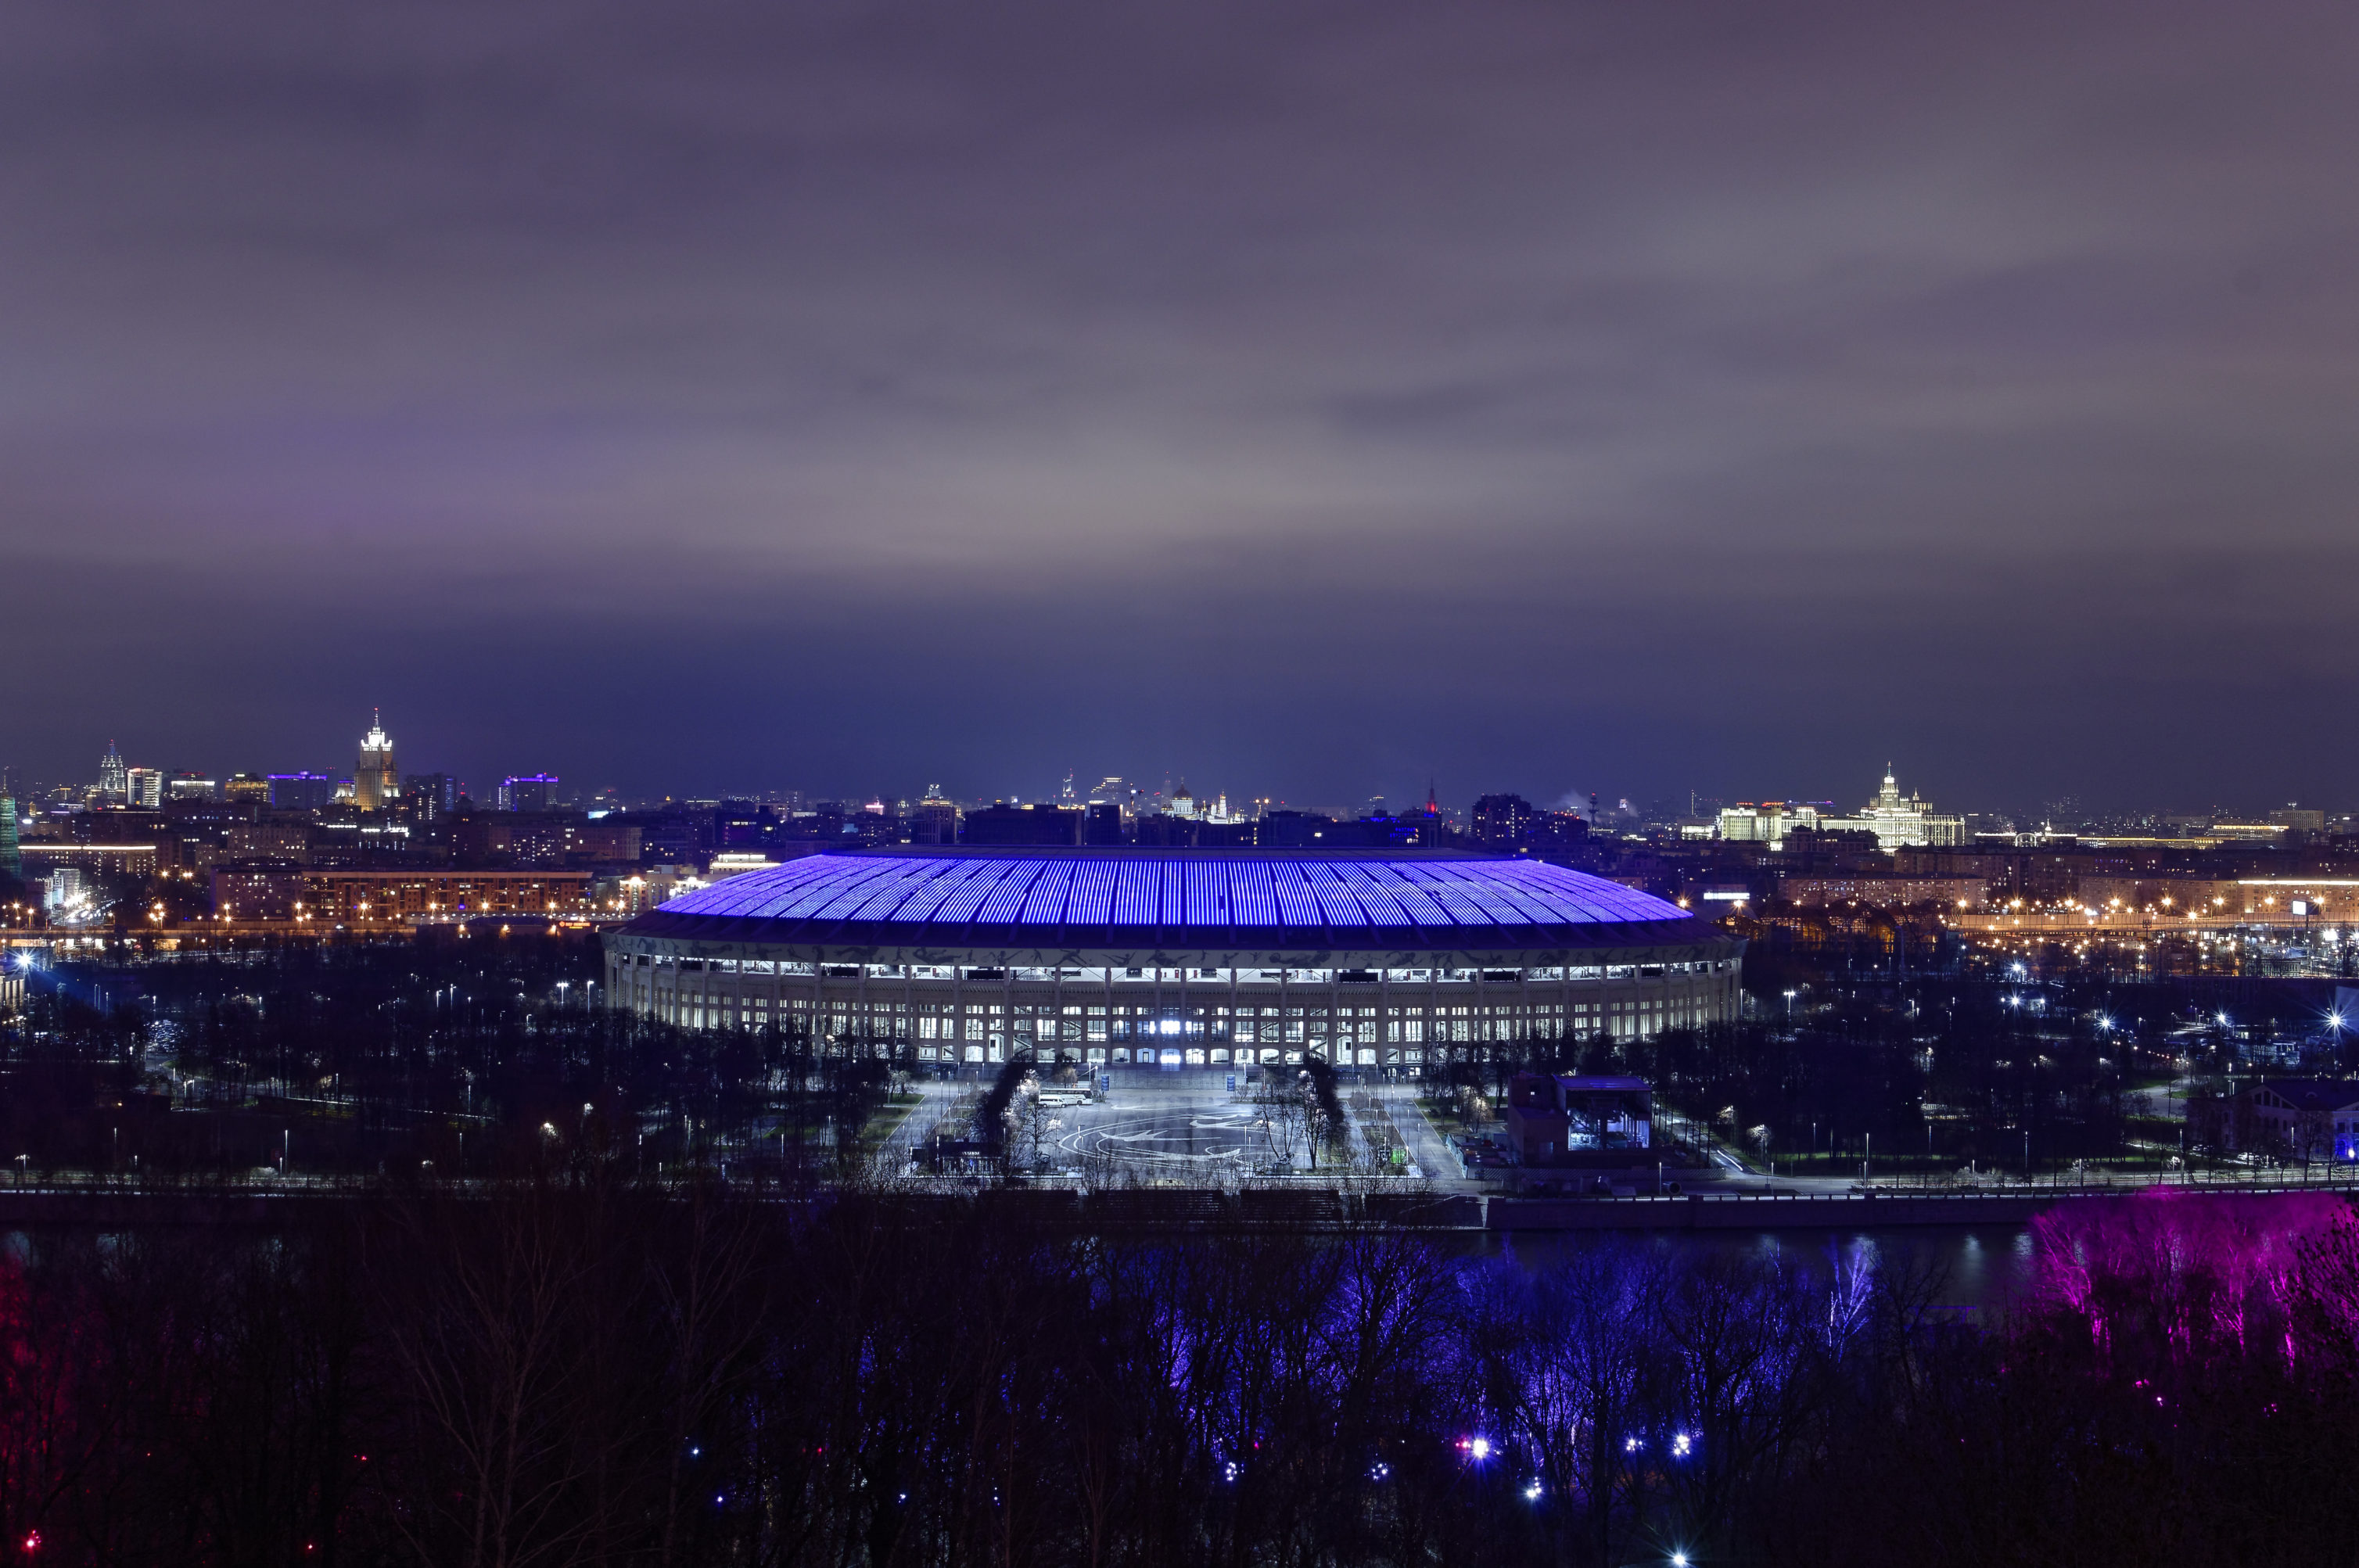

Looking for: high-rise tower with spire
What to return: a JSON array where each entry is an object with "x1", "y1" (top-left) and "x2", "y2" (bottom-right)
[
  {"x1": 96, "y1": 741, "x2": 127, "y2": 802},
  {"x1": 354, "y1": 709, "x2": 398, "y2": 813}
]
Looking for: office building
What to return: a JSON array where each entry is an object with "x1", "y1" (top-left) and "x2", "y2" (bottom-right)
[
  {"x1": 604, "y1": 846, "x2": 1743, "y2": 1062},
  {"x1": 403, "y1": 773, "x2": 458, "y2": 822},
  {"x1": 268, "y1": 773, "x2": 338, "y2": 812},
  {"x1": 1717, "y1": 801, "x2": 1817, "y2": 845},
  {"x1": 125, "y1": 767, "x2": 163, "y2": 809},
  {"x1": 1777, "y1": 875, "x2": 1989, "y2": 910},
  {"x1": 43, "y1": 866, "x2": 87, "y2": 912},
  {"x1": 1472, "y1": 793, "x2": 1539, "y2": 851},
  {"x1": 167, "y1": 774, "x2": 218, "y2": 802},
  {"x1": 354, "y1": 711, "x2": 397, "y2": 813},
  {"x1": 501, "y1": 774, "x2": 558, "y2": 813},
  {"x1": 227, "y1": 821, "x2": 313, "y2": 863},
  {"x1": 224, "y1": 774, "x2": 272, "y2": 804},
  {"x1": 914, "y1": 788, "x2": 959, "y2": 845},
  {"x1": 960, "y1": 803, "x2": 1086, "y2": 845},
  {"x1": 208, "y1": 866, "x2": 597, "y2": 924},
  {"x1": 20, "y1": 844, "x2": 160, "y2": 879}
]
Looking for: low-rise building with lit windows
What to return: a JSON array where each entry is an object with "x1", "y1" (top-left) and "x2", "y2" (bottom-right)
[
  {"x1": 601, "y1": 847, "x2": 1744, "y2": 1066},
  {"x1": 208, "y1": 867, "x2": 595, "y2": 924}
]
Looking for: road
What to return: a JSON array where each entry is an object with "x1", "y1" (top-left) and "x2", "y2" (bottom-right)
[{"x1": 1374, "y1": 1086, "x2": 1469, "y2": 1189}]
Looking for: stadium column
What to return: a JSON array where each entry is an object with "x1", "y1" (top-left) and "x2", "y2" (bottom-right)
[
  {"x1": 1227, "y1": 963, "x2": 1239, "y2": 1066},
  {"x1": 1473, "y1": 967, "x2": 1486, "y2": 1068},
  {"x1": 1276, "y1": 966, "x2": 1288, "y2": 1060}
]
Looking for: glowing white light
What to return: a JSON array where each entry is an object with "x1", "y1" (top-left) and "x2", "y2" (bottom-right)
[{"x1": 1469, "y1": 1437, "x2": 1491, "y2": 1460}]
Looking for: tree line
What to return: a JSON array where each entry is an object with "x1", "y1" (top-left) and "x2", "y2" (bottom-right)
[{"x1": 0, "y1": 1171, "x2": 2354, "y2": 1565}]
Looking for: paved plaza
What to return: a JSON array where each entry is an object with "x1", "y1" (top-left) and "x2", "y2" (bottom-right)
[{"x1": 913, "y1": 1064, "x2": 1460, "y2": 1186}]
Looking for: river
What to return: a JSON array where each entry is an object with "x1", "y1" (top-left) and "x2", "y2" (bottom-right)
[{"x1": 1478, "y1": 1223, "x2": 2041, "y2": 1317}]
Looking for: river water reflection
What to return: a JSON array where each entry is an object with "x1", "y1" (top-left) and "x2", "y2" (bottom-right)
[{"x1": 1480, "y1": 1225, "x2": 2041, "y2": 1319}]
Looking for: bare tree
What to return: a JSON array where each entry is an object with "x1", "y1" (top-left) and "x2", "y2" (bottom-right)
[{"x1": 375, "y1": 1178, "x2": 645, "y2": 1568}]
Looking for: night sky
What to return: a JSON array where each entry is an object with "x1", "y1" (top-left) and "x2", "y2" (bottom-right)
[{"x1": 6, "y1": 2, "x2": 2357, "y2": 813}]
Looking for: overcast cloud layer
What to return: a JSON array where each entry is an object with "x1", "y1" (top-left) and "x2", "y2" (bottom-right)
[{"x1": 3, "y1": 1, "x2": 2357, "y2": 813}]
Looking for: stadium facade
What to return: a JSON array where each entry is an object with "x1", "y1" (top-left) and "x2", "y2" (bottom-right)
[{"x1": 602, "y1": 848, "x2": 1743, "y2": 1067}]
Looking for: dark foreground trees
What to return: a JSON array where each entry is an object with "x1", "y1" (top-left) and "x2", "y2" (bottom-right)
[{"x1": 0, "y1": 1179, "x2": 2354, "y2": 1566}]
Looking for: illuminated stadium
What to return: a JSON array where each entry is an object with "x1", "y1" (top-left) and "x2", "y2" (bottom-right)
[{"x1": 602, "y1": 848, "x2": 1743, "y2": 1067}]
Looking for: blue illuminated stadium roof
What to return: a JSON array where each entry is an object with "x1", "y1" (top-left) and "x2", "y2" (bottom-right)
[{"x1": 623, "y1": 848, "x2": 1715, "y2": 956}]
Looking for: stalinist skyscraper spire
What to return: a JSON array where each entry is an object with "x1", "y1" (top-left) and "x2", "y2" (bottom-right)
[
  {"x1": 355, "y1": 709, "x2": 398, "y2": 813},
  {"x1": 96, "y1": 740, "x2": 127, "y2": 802}
]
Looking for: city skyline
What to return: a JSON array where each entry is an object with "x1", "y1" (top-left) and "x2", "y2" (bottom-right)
[
  {"x1": 4, "y1": 2, "x2": 2357, "y2": 809},
  {"x1": 2, "y1": 718, "x2": 2341, "y2": 831},
  {"x1": 5, "y1": 10, "x2": 2359, "y2": 1563}
]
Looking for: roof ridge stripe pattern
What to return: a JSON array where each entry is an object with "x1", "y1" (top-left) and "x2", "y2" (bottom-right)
[
  {"x1": 1298, "y1": 859, "x2": 1371, "y2": 927},
  {"x1": 1363, "y1": 863, "x2": 1452, "y2": 926},
  {"x1": 1269, "y1": 860, "x2": 1322, "y2": 925},
  {"x1": 653, "y1": 850, "x2": 1695, "y2": 933},
  {"x1": 1393, "y1": 862, "x2": 1497, "y2": 925},
  {"x1": 1018, "y1": 859, "x2": 1076, "y2": 924},
  {"x1": 974, "y1": 859, "x2": 1047, "y2": 924},
  {"x1": 883, "y1": 857, "x2": 990, "y2": 923}
]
